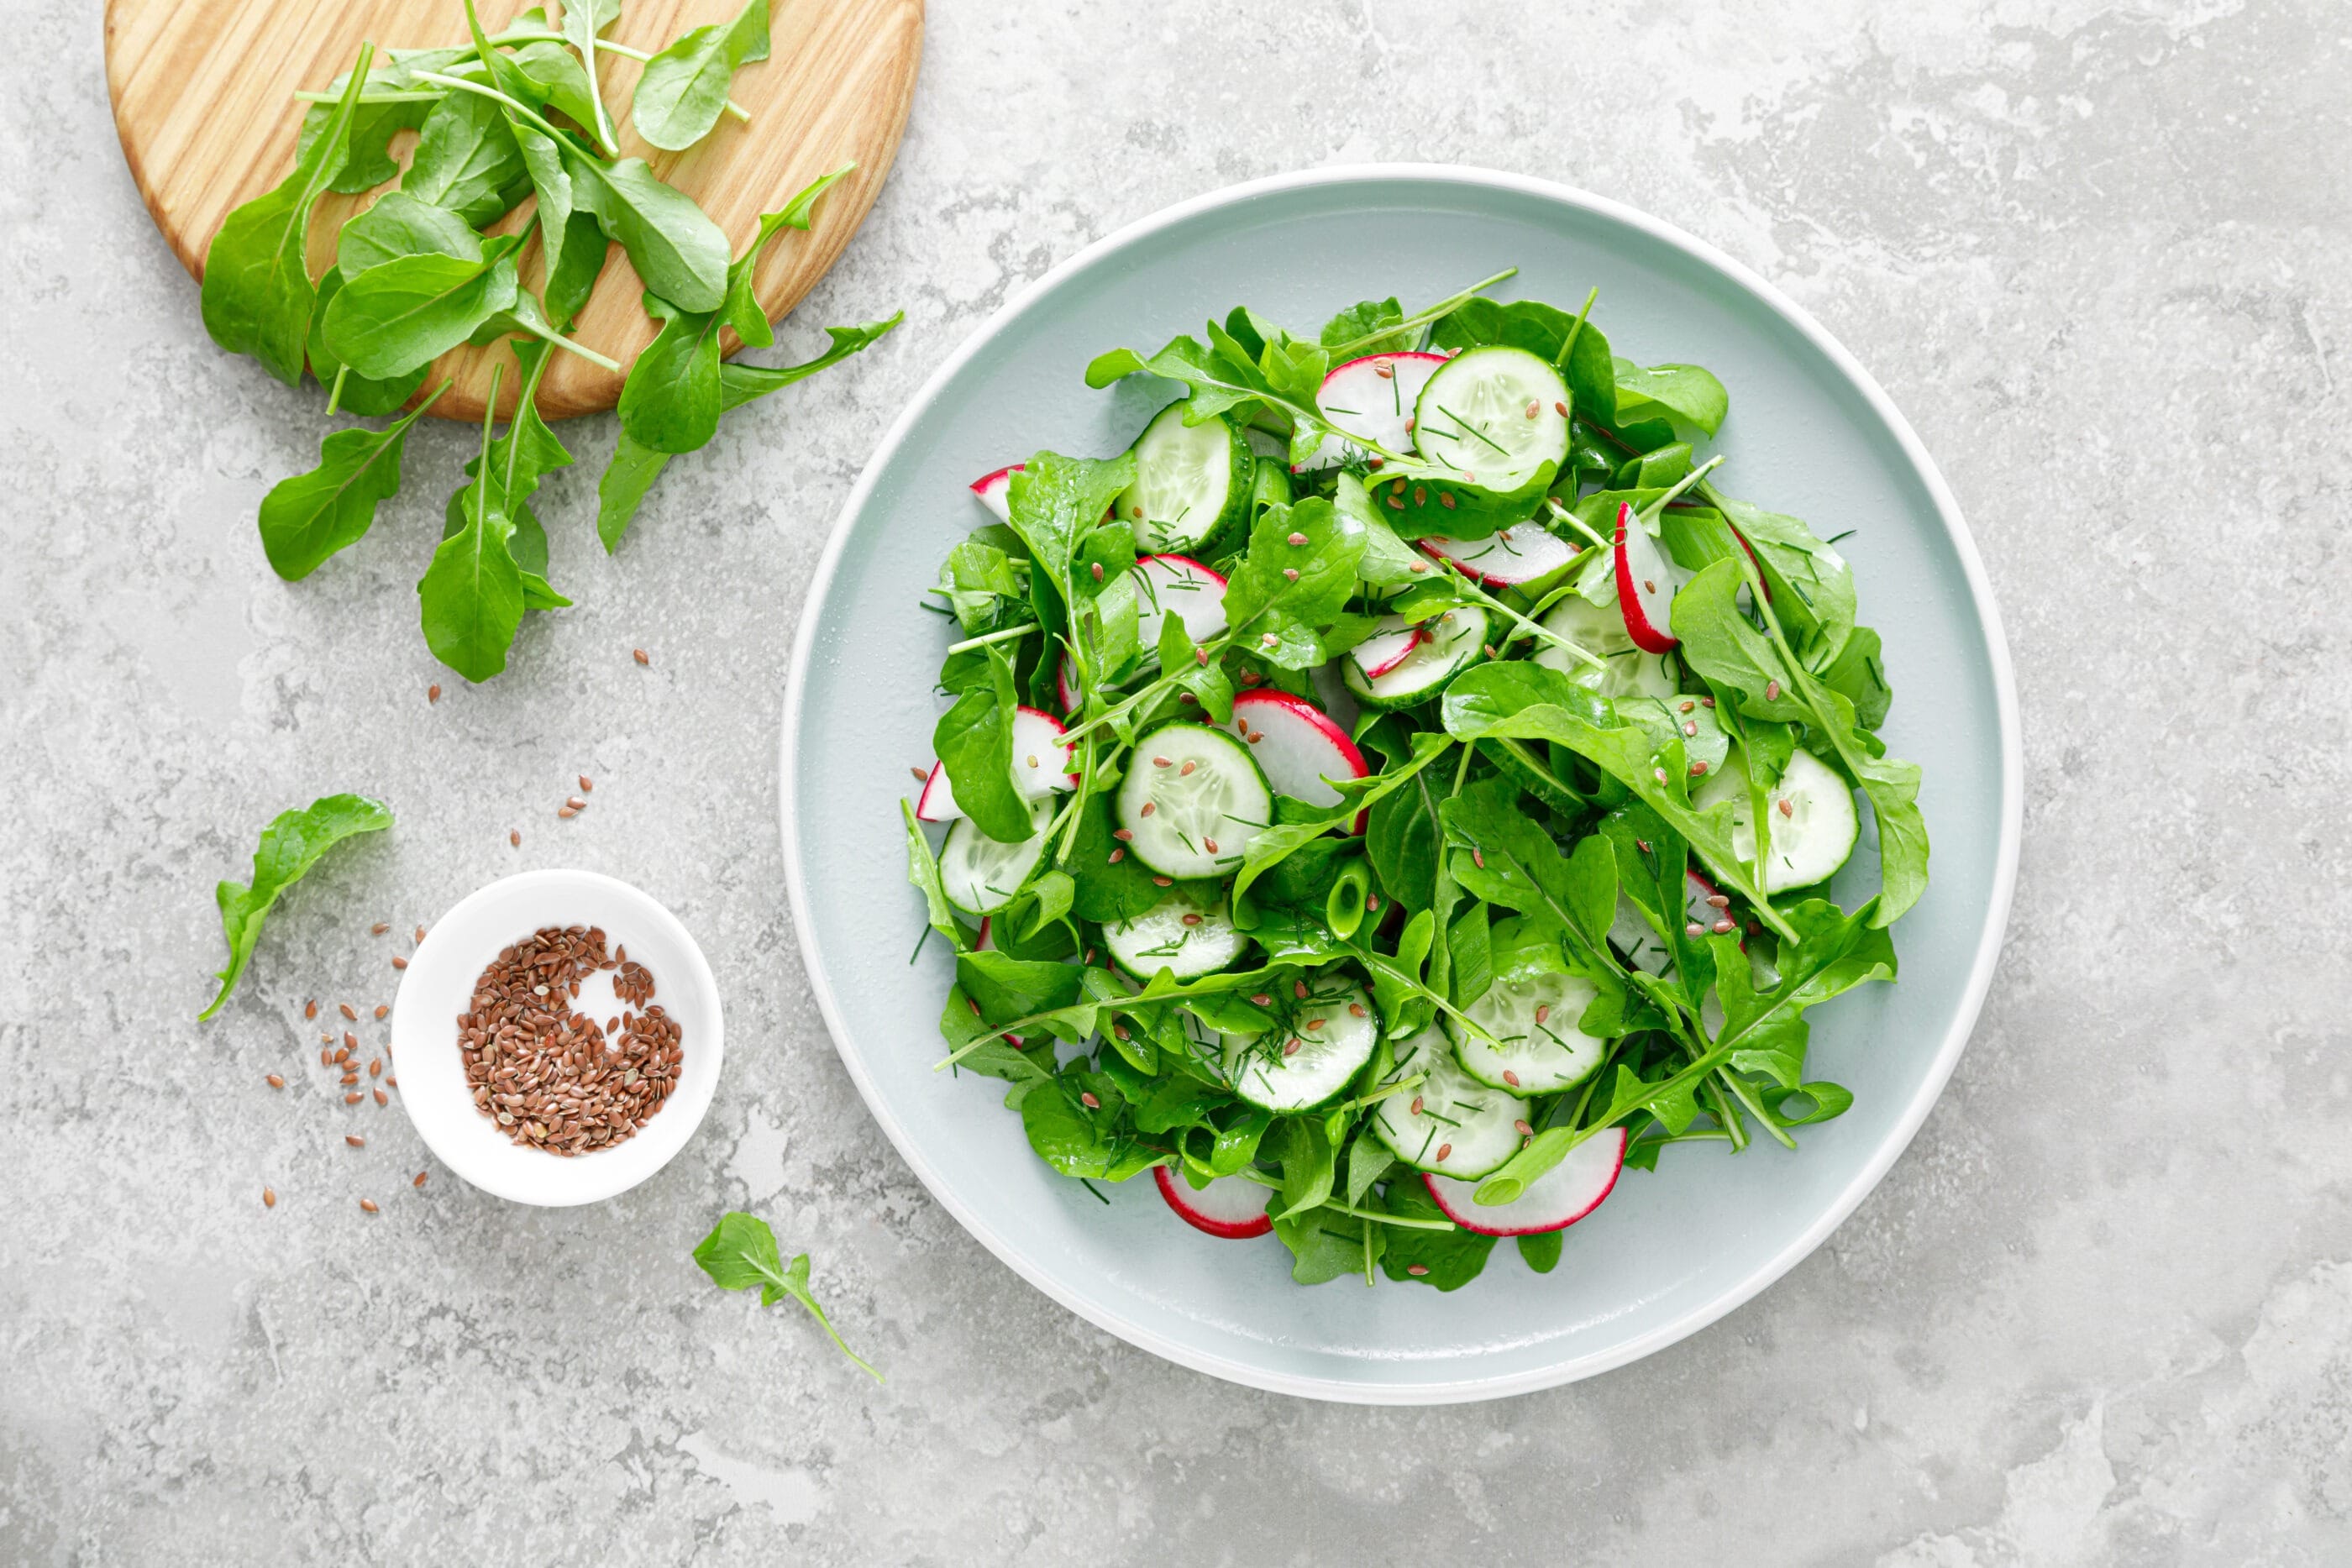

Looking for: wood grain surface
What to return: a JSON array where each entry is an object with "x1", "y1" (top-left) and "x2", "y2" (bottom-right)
[{"x1": 104, "y1": 0, "x2": 921, "y2": 419}]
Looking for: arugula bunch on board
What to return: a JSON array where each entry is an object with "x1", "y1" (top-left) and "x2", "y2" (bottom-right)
[
  {"x1": 901, "y1": 273, "x2": 1929, "y2": 1291},
  {"x1": 199, "y1": 794, "x2": 393, "y2": 1019},
  {"x1": 200, "y1": 0, "x2": 900, "y2": 683}
]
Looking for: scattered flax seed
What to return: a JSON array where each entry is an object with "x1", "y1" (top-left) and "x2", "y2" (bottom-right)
[
  {"x1": 911, "y1": 766, "x2": 927, "y2": 783},
  {"x1": 1689, "y1": 761, "x2": 1709, "y2": 777},
  {"x1": 1713, "y1": 918, "x2": 1737, "y2": 935},
  {"x1": 428, "y1": 684, "x2": 442, "y2": 704},
  {"x1": 1372, "y1": 361, "x2": 1394, "y2": 380},
  {"x1": 1410, "y1": 561, "x2": 1430, "y2": 574},
  {"x1": 1643, "y1": 579, "x2": 1656, "y2": 594},
  {"x1": 344, "y1": 1092, "x2": 363, "y2": 1104},
  {"x1": 1386, "y1": 493, "x2": 1404, "y2": 510},
  {"x1": 386, "y1": 1078, "x2": 397, "y2": 1089},
  {"x1": 1706, "y1": 895, "x2": 1731, "y2": 910},
  {"x1": 1251, "y1": 994, "x2": 1272, "y2": 1007},
  {"x1": 633, "y1": 648, "x2": 650, "y2": 666},
  {"x1": 1305, "y1": 1018, "x2": 1325, "y2": 1032},
  {"x1": 334, "y1": 1046, "x2": 351, "y2": 1064},
  {"x1": 266, "y1": 1074, "x2": 286, "y2": 1089},
  {"x1": 344, "y1": 1032, "x2": 357, "y2": 1051},
  {"x1": 413, "y1": 1172, "x2": 428, "y2": 1188},
  {"x1": 1439, "y1": 492, "x2": 1457, "y2": 510},
  {"x1": 1203, "y1": 837, "x2": 1219, "y2": 854},
  {"x1": 1553, "y1": 401, "x2": 1568, "y2": 417},
  {"x1": 304, "y1": 1000, "x2": 318, "y2": 1021},
  {"x1": 1764, "y1": 680, "x2": 1780, "y2": 701},
  {"x1": 371, "y1": 922, "x2": 391, "y2": 936},
  {"x1": 1240, "y1": 671, "x2": 1262, "y2": 687},
  {"x1": 319, "y1": 1049, "x2": 333, "y2": 1066},
  {"x1": 1179, "y1": 760, "x2": 1195, "y2": 776},
  {"x1": 345, "y1": 1135, "x2": 365, "y2": 1148},
  {"x1": 1152, "y1": 756, "x2": 1171, "y2": 768},
  {"x1": 1679, "y1": 700, "x2": 1695, "y2": 714},
  {"x1": 558, "y1": 806, "x2": 578, "y2": 819},
  {"x1": 1777, "y1": 798, "x2": 1794, "y2": 818},
  {"x1": 1294, "y1": 980, "x2": 1310, "y2": 1000},
  {"x1": 1413, "y1": 485, "x2": 1427, "y2": 506},
  {"x1": 1535, "y1": 1004, "x2": 1551, "y2": 1025},
  {"x1": 566, "y1": 796, "x2": 587, "y2": 811},
  {"x1": 369, "y1": 1059, "x2": 382, "y2": 1078},
  {"x1": 1181, "y1": 913, "x2": 1203, "y2": 926},
  {"x1": 1636, "y1": 839, "x2": 1651, "y2": 854},
  {"x1": 1683, "y1": 721, "x2": 1698, "y2": 737},
  {"x1": 1107, "y1": 849, "x2": 1125, "y2": 863},
  {"x1": 1515, "y1": 1119, "x2": 1534, "y2": 1137},
  {"x1": 1407, "y1": 1263, "x2": 1430, "y2": 1277},
  {"x1": 1700, "y1": 695, "x2": 1716, "y2": 708},
  {"x1": 360, "y1": 1198, "x2": 379, "y2": 1214},
  {"x1": 1686, "y1": 922, "x2": 1706, "y2": 938},
  {"x1": 1111, "y1": 827, "x2": 1136, "y2": 842},
  {"x1": 968, "y1": 997, "x2": 981, "y2": 1016},
  {"x1": 1366, "y1": 894, "x2": 1381, "y2": 912},
  {"x1": 460, "y1": 925, "x2": 682, "y2": 1157},
  {"x1": 391, "y1": 956, "x2": 409, "y2": 970},
  {"x1": 263, "y1": 1187, "x2": 276, "y2": 1209},
  {"x1": 1079, "y1": 1092, "x2": 1101, "y2": 1109},
  {"x1": 1193, "y1": 648, "x2": 1210, "y2": 667},
  {"x1": 1471, "y1": 848, "x2": 1485, "y2": 869},
  {"x1": 1283, "y1": 1039, "x2": 1301, "y2": 1057},
  {"x1": 1503, "y1": 1070, "x2": 1520, "y2": 1088},
  {"x1": 1286, "y1": 532, "x2": 1309, "y2": 548},
  {"x1": 1090, "y1": 561, "x2": 1105, "y2": 581},
  {"x1": 1435, "y1": 1143, "x2": 1452, "y2": 1162},
  {"x1": 1282, "y1": 567, "x2": 1299, "y2": 581},
  {"x1": 339, "y1": 1003, "x2": 358, "y2": 1021},
  {"x1": 374, "y1": 1088, "x2": 388, "y2": 1106},
  {"x1": 374, "y1": 1004, "x2": 388, "y2": 1020},
  {"x1": 510, "y1": 830, "x2": 522, "y2": 847},
  {"x1": 1652, "y1": 768, "x2": 1669, "y2": 785},
  {"x1": 1524, "y1": 399, "x2": 1540, "y2": 419},
  {"x1": 1138, "y1": 802, "x2": 1156, "y2": 817},
  {"x1": 1410, "y1": 1095, "x2": 1425, "y2": 1116},
  {"x1": 1152, "y1": 875, "x2": 1173, "y2": 888}
]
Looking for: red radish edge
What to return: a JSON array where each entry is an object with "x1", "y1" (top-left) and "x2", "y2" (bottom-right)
[
  {"x1": 1730, "y1": 527, "x2": 1772, "y2": 602},
  {"x1": 1294, "y1": 351, "x2": 1451, "y2": 471},
  {"x1": 1229, "y1": 690, "x2": 1371, "y2": 833},
  {"x1": 1013, "y1": 705, "x2": 1081, "y2": 789},
  {"x1": 969, "y1": 464, "x2": 1023, "y2": 521},
  {"x1": 1613, "y1": 502, "x2": 1679, "y2": 653},
  {"x1": 1056, "y1": 656, "x2": 1081, "y2": 715},
  {"x1": 1155, "y1": 1165, "x2": 1274, "y2": 1239},
  {"x1": 1353, "y1": 623, "x2": 1427, "y2": 680},
  {"x1": 1420, "y1": 1127, "x2": 1627, "y2": 1236},
  {"x1": 914, "y1": 761, "x2": 959, "y2": 822}
]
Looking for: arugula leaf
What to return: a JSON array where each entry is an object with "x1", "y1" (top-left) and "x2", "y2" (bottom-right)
[
  {"x1": 723, "y1": 166, "x2": 853, "y2": 349},
  {"x1": 1709, "y1": 900, "x2": 1896, "y2": 1088},
  {"x1": 1378, "y1": 1180, "x2": 1493, "y2": 1289},
  {"x1": 617, "y1": 293, "x2": 724, "y2": 453},
  {"x1": 1233, "y1": 731, "x2": 1454, "y2": 908},
  {"x1": 335, "y1": 190, "x2": 483, "y2": 275},
  {"x1": 1220, "y1": 497, "x2": 1367, "y2": 667},
  {"x1": 260, "y1": 382, "x2": 450, "y2": 579},
  {"x1": 634, "y1": 0, "x2": 769, "y2": 150},
  {"x1": 305, "y1": 268, "x2": 429, "y2": 416},
  {"x1": 320, "y1": 235, "x2": 522, "y2": 380},
  {"x1": 1439, "y1": 781, "x2": 1617, "y2": 956},
  {"x1": 454, "y1": 339, "x2": 573, "y2": 546},
  {"x1": 1614, "y1": 359, "x2": 1729, "y2": 436},
  {"x1": 569, "y1": 154, "x2": 731, "y2": 312},
  {"x1": 295, "y1": 48, "x2": 465, "y2": 196},
  {"x1": 542, "y1": 209, "x2": 611, "y2": 332},
  {"x1": 1318, "y1": 296, "x2": 1411, "y2": 354},
  {"x1": 401, "y1": 87, "x2": 529, "y2": 227},
  {"x1": 1516, "y1": 1230, "x2": 1564, "y2": 1273},
  {"x1": 554, "y1": 0, "x2": 620, "y2": 154},
  {"x1": 1272, "y1": 1207, "x2": 1385, "y2": 1286},
  {"x1": 200, "y1": 48, "x2": 375, "y2": 385},
  {"x1": 692, "y1": 1212, "x2": 882, "y2": 1381},
  {"x1": 1066, "y1": 791, "x2": 1164, "y2": 922},
  {"x1": 1004, "y1": 451, "x2": 1137, "y2": 593},
  {"x1": 1020, "y1": 1067, "x2": 1165, "y2": 1182},
  {"x1": 417, "y1": 375, "x2": 532, "y2": 681},
  {"x1": 199, "y1": 793, "x2": 392, "y2": 1019},
  {"x1": 1269, "y1": 1115, "x2": 1339, "y2": 1221},
  {"x1": 932, "y1": 646, "x2": 1031, "y2": 842},
  {"x1": 508, "y1": 118, "x2": 575, "y2": 241}
]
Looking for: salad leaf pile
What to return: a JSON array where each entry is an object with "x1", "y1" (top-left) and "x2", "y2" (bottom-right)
[
  {"x1": 202, "y1": 1, "x2": 900, "y2": 683},
  {"x1": 905, "y1": 275, "x2": 1924, "y2": 1290}
]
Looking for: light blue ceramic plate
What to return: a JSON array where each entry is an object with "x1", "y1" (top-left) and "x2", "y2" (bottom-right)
[{"x1": 780, "y1": 167, "x2": 2020, "y2": 1403}]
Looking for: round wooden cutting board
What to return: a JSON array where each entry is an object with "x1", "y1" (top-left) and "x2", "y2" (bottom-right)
[{"x1": 105, "y1": 0, "x2": 921, "y2": 420}]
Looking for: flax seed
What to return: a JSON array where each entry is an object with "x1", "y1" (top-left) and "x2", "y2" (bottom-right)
[
  {"x1": 1689, "y1": 761, "x2": 1709, "y2": 777},
  {"x1": 266, "y1": 1073, "x2": 285, "y2": 1088},
  {"x1": 1108, "y1": 848, "x2": 1124, "y2": 863},
  {"x1": 1410, "y1": 1095, "x2": 1425, "y2": 1115},
  {"x1": 1348, "y1": 1003, "x2": 1366, "y2": 1017},
  {"x1": 1079, "y1": 1092, "x2": 1100, "y2": 1109},
  {"x1": 1305, "y1": 1018, "x2": 1325, "y2": 1031},
  {"x1": 337, "y1": 1003, "x2": 354, "y2": 1021},
  {"x1": 391, "y1": 956, "x2": 407, "y2": 969},
  {"x1": 1765, "y1": 680, "x2": 1780, "y2": 700},
  {"x1": 558, "y1": 806, "x2": 577, "y2": 819},
  {"x1": 1138, "y1": 802, "x2": 1155, "y2": 816},
  {"x1": 428, "y1": 684, "x2": 441, "y2": 704},
  {"x1": 566, "y1": 796, "x2": 587, "y2": 810},
  {"x1": 1503, "y1": 1070, "x2": 1520, "y2": 1087},
  {"x1": 1179, "y1": 760, "x2": 1195, "y2": 775},
  {"x1": 1686, "y1": 922, "x2": 1706, "y2": 937},
  {"x1": 510, "y1": 829, "x2": 522, "y2": 847},
  {"x1": 1407, "y1": 1263, "x2": 1430, "y2": 1277},
  {"x1": 1553, "y1": 401, "x2": 1567, "y2": 417},
  {"x1": 580, "y1": 776, "x2": 593, "y2": 793},
  {"x1": 344, "y1": 1092, "x2": 363, "y2": 1104},
  {"x1": 633, "y1": 648, "x2": 650, "y2": 665},
  {"x1": 1203, "y1": 837, "x2": 1218, "y2": 853},
  {"x1": 374, "y1": 1088, "x2": 388, "y2": 1106},
  {"x1": 1439, "y1": 492, "x2": 1457, "y2": 510},
  {"x1": 374, "y1": 1004, "x2": 388, "y2": 1020},
  {"x1": 345, "y1": 1135, "x2": 365, "y2": 1148},
  {"x1": 304, "y1": 1000, "x2": 318, "y2": 1020},
  {"x1": 370, "y1": 922, "x2": 390, "y2": 936},
  {"x1": 263, "y1": 1186, "x2": 276, "y2": 1209},
  {"x1": 369, "y1": 1059, "x2": 382, "y2": 1078},
  {"x1": 1536, "y1": 1004, "x2": 1551, "y2": 1025},
  {"x1": 343, "y1": 1032, "x2": 356, "y2": 1050},
  {"x1": 1435, "y1": 1144, "x2": 1452, "y2": 1162},
  {"x1": 1152, "y1": 875, "x2": 1172, "y2": 887},
  {"x1": 1777, "y1": 798, "x2": 1793, "y2": 817},
  {"x1": 1294, "y1": 981, "x2": 1310, "y2": 999},
  {"x1": 1286, "y1": 532, "x2": 1309, "y2": 547},
  {"x1": 1252, "y1": 994, "x2": 1272, "y2": 1007},
  {"x1": 1112, "y1": 827, "x2": 1135, "y2": 842},
  {"x1": 360, "y1": 1198, "x2": 379, "y2": 1213},
  {"x1": 413, "y1": 1172, "x2": 428, "y2": 1188},
  {"x1": 1283, "y1": 1039, "x2": 1301, "y2": 1057}
]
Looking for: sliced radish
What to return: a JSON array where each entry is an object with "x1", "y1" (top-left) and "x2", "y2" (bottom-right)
[
  {"x1": 1154, "y1": 1164, "x2": 1273, "y2": 1239},
  {"x1": 1614, "y1": 502, "x2": 1681, "y2": 654},
  {"x1": 915, "y1": 761, "x2": 961, "y2": 823},
  {"x1": 1295, "y1": 351, "x2": 1449, "y2": 470},
  {"x1": 969, "y1": 464, "x2": 1022, "y2": 522},
  {"x1": 1349, "y1": 616, "x2": 1427, "y2": 680},
  {"x1": 1229, "y1": 690, "x2": 1370, "y2": 831},
  {"x1": 1421, "y1": 1126, "x2": 1626, "y2": 1235},
  {"x1": 1012, "y1": 706, "x2": 1079, "y2": 799},
  {"x1": 1419, "y1": 522, "x2": 1577, "y2": 587},
  {"x1": 1128, "y1": 553, "x2": 1228, "y2": 654},
  {"x1": 1056, "y1": 655, "x2": 1082, "y2": 715}
]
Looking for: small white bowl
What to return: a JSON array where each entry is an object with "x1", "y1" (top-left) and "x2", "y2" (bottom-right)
[{"x1": 393, "y1": 869, "x2": 725, "y2": 1206}]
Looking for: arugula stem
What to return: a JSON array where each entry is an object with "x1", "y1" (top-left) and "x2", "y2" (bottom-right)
[
  {"x1": 325, "y1": 364, "x2": 350, "y2": 418},
  {"x1": 1635, "y1": 455, "x2": 1725, "y2": 523},
  {"x1": 498, "y1": 30, "x2": 754, "y2": 118},
  {"x1": 944, "y1": 621, "x2": 1038, "y2": 655},
  {"x1": 1423, "y1": 556, "x2": 1604, "y2": 670},
  {"x1": 1551, "y1": 286, "x2": 1598, "y2": 371},
  {"x1": 1542, "y1": 499, "x2": 1612, "y2": 552},
  {"x1": 473, "y1": 362, "x2": 504, "y2": 519},
  {"x1": 1325, "y1": 268, "x2": 1519, "y2": 360},
  {"x1": 507, "y1": 312, "x2": 623, "y2": 373},
  {"x1": 1230, "y1": 1170, "x2": 1457, "y2": 1230},
  {"x1": 293, "y1": 89, "x2": 445, "y2": 104},
  {"x1": 412, "y1": 71, "x2": 595, "y2": 160},
  {"x1": 739, "y1": 1252, "x2": 883, "y2": 1381}
]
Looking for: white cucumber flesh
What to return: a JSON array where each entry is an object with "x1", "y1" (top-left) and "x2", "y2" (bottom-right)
[
  {"x1": 1410, "y1": 347, "x2": 1571, "y2": 492},
  {"x1": 1691, "y1": 746, "x2": 1859, "y2": 892},
  {"x1": 1127, "y1": 553, "x2": 1229, "y2": 654},
  {"x1": 1341, "y1": 607, "x2": 1488, "y2": 709},
  {"x1": 1115, "y1": 722, "x2": 1273, "y2": 880},
  {"x1": 1103, "y1": 887, "x2": 1247, "y2": 981},
  {"x1": 1419, "y1": 522, "x2": 1576, "y2": 586},
  {"x1": 1226, "y1": 977, "x2": 1378, "y2": 1113},
  {"x1": 1370, "y1": 1025, "x2": 1527, "y2": 1179},
  {"x1": 938, "y1": 799, "x2": 1055, "y2": 915},
  {"x1": 1531, "y1": 592, "x2": 1678, "y2": 702},
  {"x1": 1447, "y1": 953, "x2": 1607, "y2": 1094},
  {"x1": 1116, "y1": 404, "x2": 1248, "y2": 554}
]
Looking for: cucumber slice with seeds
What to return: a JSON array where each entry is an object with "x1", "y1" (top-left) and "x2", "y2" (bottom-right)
[
  {"x1": 938, "y1": 799, "x2": 1056, "y2": 915},
  {"x1": 1371, "y1": 1024, "x2": 1527, "y2": 1179},
  {"x1": 1691, "y1": 745, "x2": 1859, "y2": 892},
  {"x1": 1226, "y1": 976, "x2": 1378, "y2": 1113},
  {"x1": 1531, "y1": 592, "x2": 1677, "y2": 702},
  {"x1": 1115, "y1": 721, "x2": 1272, "y2": 880},
  {"x1": 1115, "y1": 403, "x2": 1252, "y2": 556},
  {"x1": 1341, "y1": 606, "x2": 1489, "y2": 710},
  {"x1": 1446, "y1": 949, "x2": 1608, "y2": 1094},
  {"x1": 1410, "y1": 346, "x2": 1570, "y2": 495},
  {"x1": 1103, "y1": 886, "x2": 1247, "y2": 981}
]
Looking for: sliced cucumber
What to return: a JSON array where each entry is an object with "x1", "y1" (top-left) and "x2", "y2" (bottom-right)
[
  {"x1": 1410, "y1": 346, "x2": 1570, "y2": 493},
  {"x1": 1341, "y1": 606, "x2": 1488, "y2": 710},
  {"x1": 1115, "y1": 721, "x2": 1273, "y2": 880},
  {"x1": 1227, "y1": 975, "x2": 1378, "y2": 1113},
  {"x1": 1116, "y1": 403, "x2": 1252, "y2": 557},
  {"x1": 1103, "y1": 886, "x2": 1247, "y2": 980},
  {"x1": 1370, "y1": 1024, "x2": 1526, "y2": 1179},
  {"x1": 1691, "y1": 745, "x2": 1859, "y2": 892},
  {"x1": 1531, "y1": 592, "x2": 1677, "y2": 702},
  {"x1": 938, "y1": 798, "x2": 1056, "y2": 915},
  {"x1": 1446, "y1": 949, "x2": 1607, "y2": 1094}
]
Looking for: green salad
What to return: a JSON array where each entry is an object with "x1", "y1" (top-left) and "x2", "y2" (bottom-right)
[{"x1": 901, "y1": 273, "x2": 1925, "y2": 1290}]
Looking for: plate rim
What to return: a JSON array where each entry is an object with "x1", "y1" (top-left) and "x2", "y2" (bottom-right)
[{"x1": 777, "y1": 163, "x2": 2024, "y2": 1403}]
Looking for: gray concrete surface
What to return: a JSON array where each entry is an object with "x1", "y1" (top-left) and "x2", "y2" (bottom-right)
[{"x1": 6, "y1": 0, "x2": 2349, "y2": 1561}]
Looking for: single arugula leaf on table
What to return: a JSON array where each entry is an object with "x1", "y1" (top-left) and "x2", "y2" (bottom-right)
[
  {"x1": 692, "y1": 1212, "x2": 882, "y2": 1382},
  {"x1": 260, "y1": 381, "x2": 452, "y2": 579},
  {"x1": 200, "y1": 46, "x2": 375, "y2": 385},
  {"x1": 634, "y1": 0, "x2": 769, "y2": 150},
  {"x1": 452, "y1": 339, "x2": 573, "y2": 553},
  {"x1": 722, "y1": 166, "x2": 854, "y2": 348},
  {"x1": 199, "y1": 793, "x2": 393, "y2": 1020},
  {"x1": 419, "y1": 367, "x2": 561, "y2": 681}
]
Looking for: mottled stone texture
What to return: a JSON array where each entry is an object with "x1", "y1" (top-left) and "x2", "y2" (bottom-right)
[{"x1": 3, "y1": 0, "x2": 2348, "y2": 1561}]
